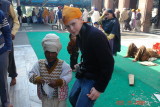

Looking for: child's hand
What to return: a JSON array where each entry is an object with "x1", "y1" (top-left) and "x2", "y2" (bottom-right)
[
  {"x1": 48, "y1": 79, "x2": 63, "y2": 88},
  {"x1": 35, "y1": 76, "x2": 45, "y2": 84},
  {"x1": 48, "y1": 80, "x2": 57, "y2": 88},
  {"x1": 36, "y1": 78, "x2": 45, "y2": 84}
]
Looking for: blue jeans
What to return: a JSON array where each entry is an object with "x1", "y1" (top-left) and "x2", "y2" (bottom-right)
[{"x1": 69, "y1": 78, "x2": 96, "y2": 107}]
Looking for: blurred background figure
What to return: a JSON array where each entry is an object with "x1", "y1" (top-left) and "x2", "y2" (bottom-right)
[
  {"x1": 70, "y1": 4, "x2": 73, "y2": 7},
  {"x1": 57, "y1": 6, "x2": 64, "y2": 30},
  {"x1": 32, "y1": 8, "x2": 37, "y2": 23},
  {"x1": 16, "y1": 6, "x2": 22, "y2": 24},
  {"x1": 114, "y1": 8, "x2": 120, "y2": 20},
  {"x1": 42, "y1": 7, "x2": 49, "y2": 24},
  {"x1": 124, "y1": 8, "x2": 132, "y2": 31},
  {"x1": 82, "y1": 8, "x2": 88, "y2": 22},
  {"x1": 119, "y1": 8, "x2": 128, "y2": 32},
  {"x1": 37, "y1": 9, "x2": 43, "y2": 23},
  {"x1": 130, "y1": 9, "x2": 136, "y2": 31},
  {"x1": 135, "y1": 9, "x2": 142, "y2": 32},
  {"x1": 91, "y1": 8, "x2": 100, "y2": 27},
  {"x1": 49, "y1": 9, "x2": 54, "y2": 24}
]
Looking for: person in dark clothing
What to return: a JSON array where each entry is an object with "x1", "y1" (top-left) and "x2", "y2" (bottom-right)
[
  {"x1": 62, "y1": 6, "x2": 114, "y2": 107},
  {"x1": 0, "y1": 10, "x2": 13, "y2": 107},
  {"x1": 32, "y1": 8, "x2": 37, "y2": 23},
  {"x1": 0, "y1": 0, "x2": 20, "y2": 86},
  {"x1": 37, "y1": 9, "x2": 43, "y2": 23},
  {"x1": 67, "y1": 34, "x2": 79, "y2": 71},
  {"x1": 124, "y1": 8, "x2": 132, "y2": 31},
  {"x1": 16, "y1": 6, "x2": 22, "y2": 23},
  {"x1": 16, "y1": 6, "x2": 22, "y2": 16},
  {"x1": 57, "y1": 6, "x2": 64, "y2": 30},
  {"x1": 98, "y1": 9, "x2": 121, "y2": 55}
]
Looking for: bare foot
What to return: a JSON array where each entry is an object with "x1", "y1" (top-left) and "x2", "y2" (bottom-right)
[{"x1": 10, "y1": 78, "x2": 16, "y2": 86}]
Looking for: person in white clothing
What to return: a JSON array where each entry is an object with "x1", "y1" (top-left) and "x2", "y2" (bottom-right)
[
  {"x1": 28, "y1": 34, "x2": 72, "y2": 107},
  {"x1": 91, "y1": 8, "x2": 100, "y2": 27},
  {"x1": 82, "y1": 8, "x2": 88, "y2": 22}
]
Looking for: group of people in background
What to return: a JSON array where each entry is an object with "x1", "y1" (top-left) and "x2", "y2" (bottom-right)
[
  {"x1": 22, "y1": 6, "x2": 65, "y2": 30},
  {"x1": 21, "y1": 6, "x2": 142, "y2": 34},
  {"x1": 82, "y1": 7, "x2": 142, "y2": 32}
]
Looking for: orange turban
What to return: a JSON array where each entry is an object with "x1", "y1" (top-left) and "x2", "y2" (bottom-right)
[{"x1": 62, "y1": 5, "x2": 82, "y2": 25}]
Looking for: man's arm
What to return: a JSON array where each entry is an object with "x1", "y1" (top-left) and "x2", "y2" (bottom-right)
[
  {"x1": 92, "y1": 31, "x2": 114, "y2": 92},
  {"x1": 0, "y1": 10, "x2": 12, "y2": 54},
  {"x1": 9, "y1": 5, "x2": 20, "y2": 36},
  {"x1": 87, "y1": 30, "x2": 114, "y2": 100}
]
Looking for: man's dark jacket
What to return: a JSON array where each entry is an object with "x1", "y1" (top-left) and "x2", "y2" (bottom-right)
[{"x1": 76, "y1": 23, "x2": 114, "y2": 92}]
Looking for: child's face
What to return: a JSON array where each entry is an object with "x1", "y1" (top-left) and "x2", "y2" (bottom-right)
[
  {"x1": 65, "y1": 18, "x2": 83, "y2": 36},
  {"x1": 45, "y1": 51, "x2": 57, "y2": 62}
]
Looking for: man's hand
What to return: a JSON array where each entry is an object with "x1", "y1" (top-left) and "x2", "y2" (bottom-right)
[
  {"x1": 48, "y1": 80, "x2": 57, "y2": 88},
  {"x1": 87, "y1": 87, "x2": 101, "y2": 100},
  {"x1": 11, "y1": 34, "x2": 15, "y2": 40},
  {"x1": 102, "y1": 10, "x2": 107, "y2": 17}
]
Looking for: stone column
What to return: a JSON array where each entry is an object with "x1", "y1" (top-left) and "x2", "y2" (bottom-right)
[
  {"x1": 92, "y1": 0, "x2": 103, "y2": 12},
  {"x1": 118, "y1": 0, "x2": 130, "y2": 12},
  {"x1": 104, "y1": 0, "x2": 114, "y2": 9},
  {"x1": 138, "y1": 0, "x2": 153, "y2": 32}
]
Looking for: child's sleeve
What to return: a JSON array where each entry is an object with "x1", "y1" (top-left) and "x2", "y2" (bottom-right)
[
  {"x1": 28, "y1": 61, "x2": 41, "y2": 84},
  {"x1": 60, "y1": 61, "x2": 72, "y2": 85}
]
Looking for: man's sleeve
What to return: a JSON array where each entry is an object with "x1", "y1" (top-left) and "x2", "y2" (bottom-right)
[
  {"x1": 0, "y1": 11, "x2": 12, "y2": 54},
  {"x1": 91, "y1": 31, "x2": 114, "y2": 92},
  {"x1": 9, "y1": 5, "x2": 20, "y2": 35}
]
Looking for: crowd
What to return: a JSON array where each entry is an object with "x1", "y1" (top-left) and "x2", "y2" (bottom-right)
[
  {"x1": 22, "y1": 6, "x2": 142, "y2": 33},
  {"x1": 82, "y1": 7, "x2": 142, "y2": 32}
]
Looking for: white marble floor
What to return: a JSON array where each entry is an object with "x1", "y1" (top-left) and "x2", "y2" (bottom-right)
[{"x1": 9, "y1": 45, "x2": 41, "y2": 107}]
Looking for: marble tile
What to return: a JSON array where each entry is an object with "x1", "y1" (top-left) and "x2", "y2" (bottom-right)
[{"x1": 7, "y1": 45, "x2": 41, "y2": 107}]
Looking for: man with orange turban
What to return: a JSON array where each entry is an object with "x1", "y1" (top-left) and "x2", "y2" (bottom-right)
[
  {"x1": 135, "y1": 9, "x2": 141, "y2": 32},
  {"x1": 62, "y1": 6, "x2": 114, "y2": 107}
]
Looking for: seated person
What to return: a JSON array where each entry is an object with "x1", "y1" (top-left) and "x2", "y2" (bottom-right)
[
  {"x1": 124, "y1": 43, "x2": 160, "y2": 62},
  {"x1": 29, "y1": 34, "x2": 72, "y2": 107}
]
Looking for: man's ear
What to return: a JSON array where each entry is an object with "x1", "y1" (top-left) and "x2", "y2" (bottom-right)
[{"x1": 79, "y1": 17, "x2": 82, "y2": 20}]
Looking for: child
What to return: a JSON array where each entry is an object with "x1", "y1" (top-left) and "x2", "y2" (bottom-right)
[
  {"x1": 67, "y1": 34, "x2": 79, "y2": 71},
  {"x1": 29, "y1": 34, "x2": 72, "y2": 107}
]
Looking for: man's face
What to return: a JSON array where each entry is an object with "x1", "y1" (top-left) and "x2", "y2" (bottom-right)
[
  {"x1": 45, "y1": 51, "x2": 57, "y2": 62},
  {"x1": 65, "y1": 18, "x2": 83, "y2": 36}
]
